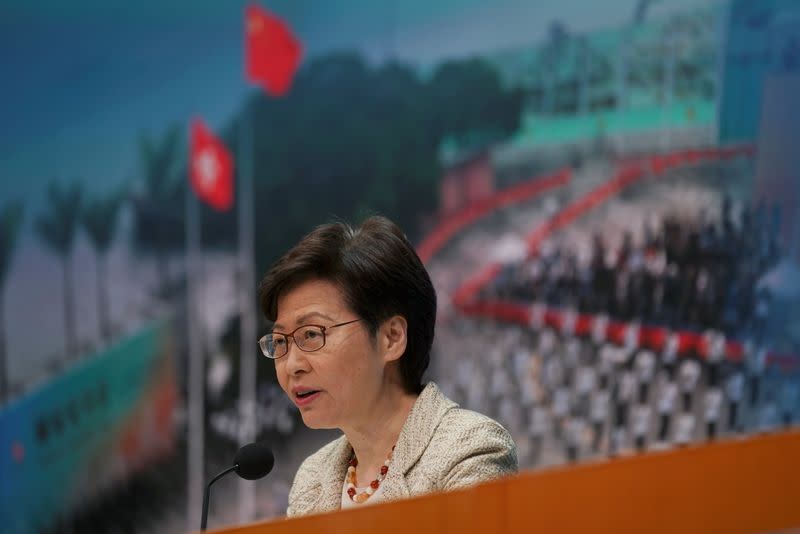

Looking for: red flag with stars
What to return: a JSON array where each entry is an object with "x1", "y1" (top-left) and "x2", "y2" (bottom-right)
[
  {"x1": 245, "y1": 4, "x2": 302, "y2": 96},
  {"x1": 189, "y1": 118, "x2": 234, "y2": 212}
]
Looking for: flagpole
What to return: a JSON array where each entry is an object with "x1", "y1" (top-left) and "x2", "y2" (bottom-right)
[
  {"x1": 239, "y1": 5, "x2": 301, "y2": 522},
  {"x1": 186, "y1": 153, "x2": 205, "y2": 529},
  {"x1": 237, "y1": 95, "x2": 258, "y2": 523}
]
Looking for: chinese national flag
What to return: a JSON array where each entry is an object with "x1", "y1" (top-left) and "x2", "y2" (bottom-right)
[
  {"x1": 245, "y1": 4, "x2": 302, "y2": 96},
  {"x1": 189, "y1": 119, "x2": 234, "y2": 212}
]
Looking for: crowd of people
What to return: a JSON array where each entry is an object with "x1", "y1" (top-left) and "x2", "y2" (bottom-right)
[{"x1": 484, "y1": 196, "x2": 784, "y2": 341}]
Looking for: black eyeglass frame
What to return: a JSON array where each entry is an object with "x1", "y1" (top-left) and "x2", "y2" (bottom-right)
[{"x1": 258, "y1": 318, "x2": 362, "y2": 359}]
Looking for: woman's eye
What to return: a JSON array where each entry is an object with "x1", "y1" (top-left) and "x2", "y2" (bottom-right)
[
  {"x1": 272, "y1": 337, "x2": 287, "y2": 347},
  {"x1": 303, "y1": 329, "x2": 321, "y2": 339}
]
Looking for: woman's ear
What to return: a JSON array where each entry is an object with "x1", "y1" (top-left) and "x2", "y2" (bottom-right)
[{"x1": 380, "y1": 315, "x2": 408, "y2": 363}]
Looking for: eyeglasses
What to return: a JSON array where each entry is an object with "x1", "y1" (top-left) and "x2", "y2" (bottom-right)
[{"x1": 258, "y1": 319, "x2": 362, "y2": 359}]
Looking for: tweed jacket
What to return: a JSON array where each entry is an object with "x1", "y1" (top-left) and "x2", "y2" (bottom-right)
[{"x1": 286, "y1": 382, "x2": 518, "y2": 517}]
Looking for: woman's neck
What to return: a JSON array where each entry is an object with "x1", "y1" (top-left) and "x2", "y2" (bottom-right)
[{"x1": 342, "y1": 384, "x2": 419, "y2": 483}]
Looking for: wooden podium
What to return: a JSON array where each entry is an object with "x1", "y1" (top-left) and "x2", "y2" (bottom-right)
[{"x1": 207, "y1": 430, "x2": 800, "y2": 534}]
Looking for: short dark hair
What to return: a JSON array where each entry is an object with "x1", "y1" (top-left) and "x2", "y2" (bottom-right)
[{"x1": 258, "y1": 216, "x2": 436, "y2": 394}]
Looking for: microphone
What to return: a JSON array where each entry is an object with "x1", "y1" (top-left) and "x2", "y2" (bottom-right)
[
  {"x1": 234, "y1": 442, "x2": 275, "y2": 480},
  {"x1": 201, "y1": 442, "x2": 275, "y2": 531}
]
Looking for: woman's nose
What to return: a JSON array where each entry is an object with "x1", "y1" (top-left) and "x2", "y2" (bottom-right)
[{"x1": 283, "y1": 338, "x2": 310, "y2": 375}]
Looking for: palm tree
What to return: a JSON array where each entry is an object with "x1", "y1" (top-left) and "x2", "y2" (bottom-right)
[
  {"x1": 35, "y1": 181, "x2": 83, "y2": 359},
  {"x1": 0, "y1": 202, "x2": 24, "y2": 403},
  {"x1": 82, "y1": 189, "x2": 125, "y2": 342},
  {"x1": 131, "y1": 126, "x2": 184, "y2": 293}
]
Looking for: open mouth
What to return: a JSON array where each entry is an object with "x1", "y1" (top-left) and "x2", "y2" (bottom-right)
[{"x1": 296, "y1": 390, "x2": 320, "y2": 399}]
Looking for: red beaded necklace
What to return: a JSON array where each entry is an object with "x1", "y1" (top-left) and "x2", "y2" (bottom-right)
[{"x1": 345, "y1": 445, "x2": 395, "y2": 504}]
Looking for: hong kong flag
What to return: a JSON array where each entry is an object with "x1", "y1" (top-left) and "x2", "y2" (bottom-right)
[
  {"x1": 189, "y1": 118, "x2": 234, "y2": 212},
  {"x1": 245, "y1": 4, "x2": 302, "y2": 96}
]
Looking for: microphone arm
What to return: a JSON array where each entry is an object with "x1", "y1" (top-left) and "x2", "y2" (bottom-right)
[
  {"x1": 199, "y1": 442, "x2": 274, "y2": 531},
  {"x1": 201, "y1": 465, "x2": 237, "y2": 531}
]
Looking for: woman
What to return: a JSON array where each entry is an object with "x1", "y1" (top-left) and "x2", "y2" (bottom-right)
[{"x1": 258, "y1": 216, "x2": 517, "y2": 517}]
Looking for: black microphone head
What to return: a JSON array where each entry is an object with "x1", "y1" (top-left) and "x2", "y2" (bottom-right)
[{"x1": 234, "y1": 442, "x2": 275, "y2": 481}]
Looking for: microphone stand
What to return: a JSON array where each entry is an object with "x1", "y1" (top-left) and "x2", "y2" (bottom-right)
[{"x1": 201, "y1": 465, "x2": 237, "y2": 531}]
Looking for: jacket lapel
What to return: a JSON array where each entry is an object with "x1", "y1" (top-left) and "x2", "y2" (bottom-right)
[
  {"x1": 294, "y1": 435, "x2": 352, "y2": 515},
  {"x1": 295, "y1": 382, "x2": 457, "y2": 513},
  {"x1": 388, "y1": 383, "x2": 457, "y2": 495},
  {"x1": 380, "y1": 466, "x2": 411, "y2": 501}
]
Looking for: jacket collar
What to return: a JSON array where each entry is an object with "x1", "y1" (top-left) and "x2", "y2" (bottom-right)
[{"x1": 296, "y1": 382, "x2": 456, "y2": 513}]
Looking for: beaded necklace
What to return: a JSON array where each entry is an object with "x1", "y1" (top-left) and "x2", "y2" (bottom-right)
[{"x1": 345, "y1": 445, "x2": 395, "y2": 504}]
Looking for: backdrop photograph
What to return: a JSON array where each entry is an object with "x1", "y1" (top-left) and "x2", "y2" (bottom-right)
[{"x1": 1, "y1": 0, "x2": 799, "y2": 532}]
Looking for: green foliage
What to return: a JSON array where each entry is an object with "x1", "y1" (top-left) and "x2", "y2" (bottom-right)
[
  {"x1": 131, "y1": 126, "x2": 185, "y2": 257},
  {"x1": 246, "y1": 53, "x2": 523, "y2": 272},
  {"x1": 425, "y1": 58, "x2": 523, "y2": 140},
  {"x1": 35, "y1": 181, "x2": 83, "y2": 258},
  {"x1": 82, "y1": 188, "x2": 126, "y2": 254},
  {"x1": 139, "y1": 125, "x2": 181, "y2": 199},
  {"x1": 0, "y1": 202, "x2": 24, "y2": 286}
]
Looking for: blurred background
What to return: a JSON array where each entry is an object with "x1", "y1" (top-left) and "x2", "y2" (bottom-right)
[{"x1": 1, "y1": 0, "x2": 799, "y2": 532}]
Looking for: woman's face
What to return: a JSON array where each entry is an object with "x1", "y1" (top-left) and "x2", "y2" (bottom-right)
[{"x1": 272, "y1": 278, "x2": 387, "y2": 430}]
